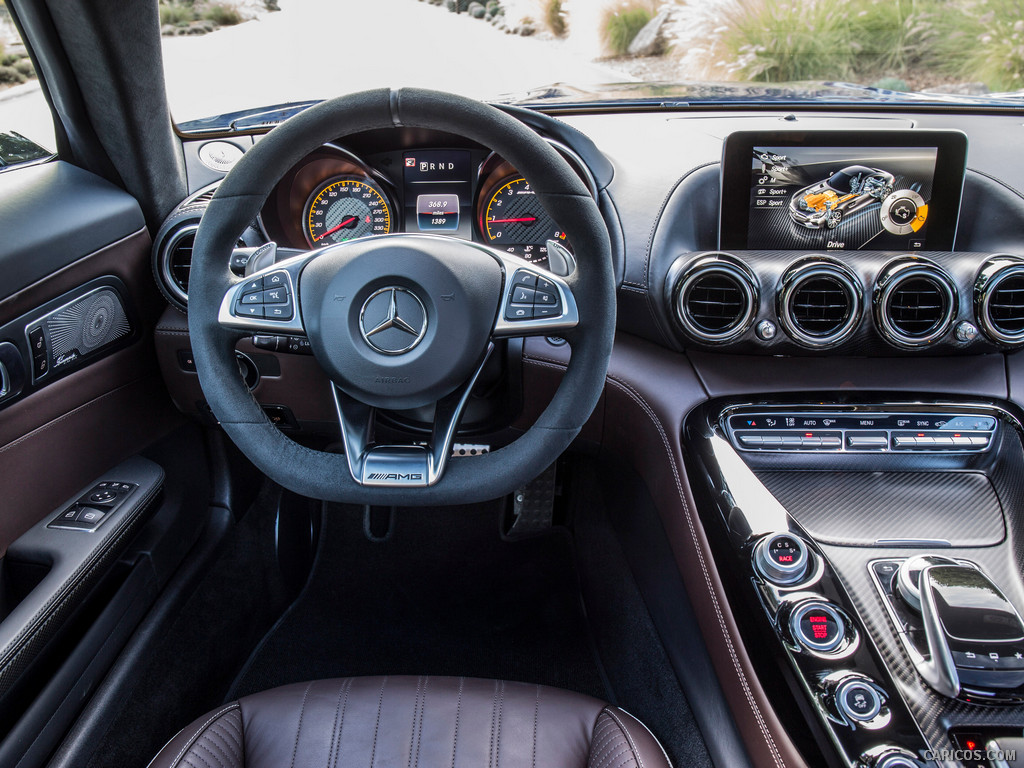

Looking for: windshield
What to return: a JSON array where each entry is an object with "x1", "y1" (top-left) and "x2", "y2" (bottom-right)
[{"x1": 166, "y1": 0, "x2": 1024, "y2": 123}]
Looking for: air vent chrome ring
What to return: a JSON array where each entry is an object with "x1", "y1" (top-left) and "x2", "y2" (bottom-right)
[
  {"x1": 874, "y1": 257, "x2": 957, "y2": 348},
  {"x1": 777, "y1": 258, "x2": 862, "y2": 348},
  {"x1": 670, "y1": 254, "x2": 759, "y2": 343},
  {"x1": 159, "y1": 223, "x2": 199, "y2": 308},
  {"x1": 976, "y1": 256, "x2": 1024, "y2": 346}
]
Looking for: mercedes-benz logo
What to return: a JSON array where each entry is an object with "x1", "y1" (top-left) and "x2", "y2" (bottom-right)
[{"x1": 359, "y1": 287, "x2": 427, "y2": 355}]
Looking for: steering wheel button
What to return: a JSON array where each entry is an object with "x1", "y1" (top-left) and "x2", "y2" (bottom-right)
[
  {"x1": 242, "y1": 277, "x2": 263, "y2": 294},
  {"x1": 513, "y1": 272, "x2": 537, "y2": 288},
  {"x1": 262, "y1": 287, "x2": 288, "y2": 304},
  {"x1": 241, "y1": 293, "x2": 263, "y2": 305},
  {"x1": 535, "y1": 290, "x2": 558, "y2": 305},
  {"x1": 505, "y1": 305, "x2": 534, "y2": 321},
  {"x1": 534, "y1": 305, "x2": 562, "y2": 318},
  {"x1": 511, "y1": 286, "x2": 536, "y2": 304},
  {"x1": 265, "y1": 272, "x2": 287, "y2": 288},
  {"x1": 267, "y1": 303, "x2": 293, "y2": 320},
  {"x1": 238, "y1": 304, "x2": 266, "y2": 318}
]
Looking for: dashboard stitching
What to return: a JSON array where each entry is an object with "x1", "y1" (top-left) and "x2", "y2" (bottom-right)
[
  {"x1": 600, "y1": 372, "x2": 784, "y2": 768},
  {"x1": 968, "y1": 166, "x2": 1024, "y2": 202},
  {"x1": 522, "y1": 356, "x2": 785, "y2": 768},
  {"x1": 635, "y1": 161, "x2": 718, "y2": 290}
]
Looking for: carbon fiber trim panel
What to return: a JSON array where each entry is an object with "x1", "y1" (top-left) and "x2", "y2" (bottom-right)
[{"x1": 756, "y1": 471, "x2": 1005, "y2": 547}]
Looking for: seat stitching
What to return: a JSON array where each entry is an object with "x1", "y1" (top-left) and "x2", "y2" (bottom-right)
[
  {"x1": 451, "y1": 676, "x2": 465, "y2": 768},
  {"x1": 183, "y1": 748, "x2": 214, "y2": 768},
  {"x1": 407, "y1": 676, "x2": 423, "y2": 768},
  {"x1": 603, "y1": 711, "x2": 644, "y2": 768},
  {"x1": 165, "y1": 705, "x2": 239, "y2": 768},
  {"x1": 531, "y1": 685, "x2": 539, "y2": 768},
  {"x1": 488, "y1": 680, "x2": 498, "y2": 768},
  {"x1": 495, "y1": 680, "x2": 505, "y2": 768},
  {"x1": 193, "y1": 730, "x2": 234, "y2": 767},
  {"x1": 413, "y1": 676, "x2": 429, "y2": 768},
  {"x1": 328, "y1": 678, "x2": 354, "y2": 768},
  {"x1": 289, "y1": 682, "x2": 314, "y2": 768},
  {"x1": 369, "y1": 676, "x2": 389, "y2": 768},
  {"x1": 594, "y1": 743, "x2": 632, "y2": 768}
]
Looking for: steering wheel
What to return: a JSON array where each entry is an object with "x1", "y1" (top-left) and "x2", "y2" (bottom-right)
[{"x1": 188, "y1": 88, "x2": 614, "y2": 505}]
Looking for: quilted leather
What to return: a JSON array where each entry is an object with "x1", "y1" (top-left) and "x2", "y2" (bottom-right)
[{"x1": 148, "y1": 676, "x2": 672, "y2": 768}]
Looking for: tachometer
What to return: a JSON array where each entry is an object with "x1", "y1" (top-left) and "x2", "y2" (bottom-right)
[
  {"x1": 480, "y1": 176, "x2": 568, "y2": 265},
  {"x1": 305, "y1": 175, "x2": 394, "y2": 247}
]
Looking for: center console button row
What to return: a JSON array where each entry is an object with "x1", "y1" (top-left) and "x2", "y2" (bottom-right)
[{"x1": 736, "y1": 430, "x2": 842, "y2": 449}]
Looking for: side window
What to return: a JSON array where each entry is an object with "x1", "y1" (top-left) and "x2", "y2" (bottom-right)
[{"x1": 0, "y1": 2, "x2": 55, "y2": 161}]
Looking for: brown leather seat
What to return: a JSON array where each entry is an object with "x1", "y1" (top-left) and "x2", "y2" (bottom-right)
[{"x1": 147, "y1": 676, "x2": 672, "y2": 768}]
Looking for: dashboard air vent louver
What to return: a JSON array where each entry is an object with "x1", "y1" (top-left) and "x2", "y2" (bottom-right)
[
  {"x1": 156, "y1": 224, "x2": 199, "y2": 310},
  {"x1": 168, "y1": 230, "x2": 195, "y2": 296},
  {"x1": 970, "y1": 256, "x2": 1024, "y2": 346},
  {"x1": 874, "y1": 257, "x2": 956, "y2": 348},
  {"x1": 976, "y1": 256, "x2": 1024, "y2": 346},
  {"x1": 778, "y1": 259, "x2": 862, "y2": 348},
  {"x1": 670, "y1": 254, "x2": 758, "y2": 343}
]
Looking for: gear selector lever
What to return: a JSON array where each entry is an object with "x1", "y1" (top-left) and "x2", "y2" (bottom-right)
[{"x1": 915, "y1": 563, "x2": 1024, "y2": 702}]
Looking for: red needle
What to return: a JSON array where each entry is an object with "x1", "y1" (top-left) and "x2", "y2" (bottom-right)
[
  {"x1": 314, "y1": 216, "x2": 357, "y2": 241},
  {"x1": 488, "y1": 216, "x2": 537, "y2": 224}
]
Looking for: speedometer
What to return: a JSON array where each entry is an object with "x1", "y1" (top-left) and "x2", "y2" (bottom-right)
[
  {"x1": 304, "y1": 175, "x2": 394, "y2": 247},
  {"x1": 480, "y1": 176, "x2": 568, "y2": 266}
]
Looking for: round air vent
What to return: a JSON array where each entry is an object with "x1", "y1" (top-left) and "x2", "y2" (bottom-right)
[
  {"x1": 670, "y1": 254, "x2": 758, "y2": 343},
  {"x1": 778, "y1": 259, "x2": 862, "y2": 347},
  {"x1": 162, "y1": 224, "x2": 198, "y2": 306},
  {"x1": 874, "y1": 257, "x2": 956, "y2": 348},
  {"x1": 976, "y1": 256, "x2": 1024, "y2": 346}
]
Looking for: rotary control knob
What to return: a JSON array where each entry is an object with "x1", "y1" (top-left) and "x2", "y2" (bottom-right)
[
  {"x1": 822, "y1": 672, "x2": 890, "y2": 728},
  {"x1": 896, "y1": 554, "x2": 958, "y2": 612},
  {"x1": 860, "y1": 745, "x2": 923, "y2": 768},
  {"x1": 753, "y1": 532, "x2": 810, "y2": 586}
]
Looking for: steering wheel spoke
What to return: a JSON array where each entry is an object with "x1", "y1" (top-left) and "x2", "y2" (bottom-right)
[
  {"x1": 488, "y1": 248, "x2": 579, "y2": 339},
  {"x1": 217, "y1": 250, "x2": 317, "y2": 336},
  {"x1": 332, "y1": 343, "x2": 495, "y2": 487}
]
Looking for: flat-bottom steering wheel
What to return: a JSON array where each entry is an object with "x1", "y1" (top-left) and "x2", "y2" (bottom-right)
[{"x1": 188, "y1": 88, "x2": 614, "y2": 505}]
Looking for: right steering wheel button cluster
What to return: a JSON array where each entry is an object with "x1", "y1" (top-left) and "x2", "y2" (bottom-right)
[{"x1": 504, "y1": 269, "x2": 563, "y2": 321}]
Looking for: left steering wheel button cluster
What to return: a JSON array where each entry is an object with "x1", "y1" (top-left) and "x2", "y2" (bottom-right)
[{"x1": 234, "y1": 271, "x2": 293, "y2": 320}]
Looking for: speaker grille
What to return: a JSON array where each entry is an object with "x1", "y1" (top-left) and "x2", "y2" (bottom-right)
[{"x1": 46, "y1": 288, "x2": 130, "y2": 361}]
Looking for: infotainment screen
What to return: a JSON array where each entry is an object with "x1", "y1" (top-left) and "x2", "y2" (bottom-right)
[{"x1": 719, "y1": 131, "x2": 967, "y2": 251}]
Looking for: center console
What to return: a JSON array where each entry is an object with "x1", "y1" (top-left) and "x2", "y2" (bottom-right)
[{"x1": 684, "y1": 400, "x2": 1024, "y2": 768}]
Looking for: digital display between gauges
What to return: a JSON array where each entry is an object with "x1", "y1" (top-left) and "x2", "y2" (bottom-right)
[
  {"x1": 416, "y1": 193, "x2": 460, "y2": 232},
  {"x1": 304, "y1": 175, "x2": 394, "y2": 247},
  {"x1": 402, "y1": 150, "x2": 472, "y2": 240},
  {"x1": 479, "y1": 175, "x2": 569, "y2": 266}
]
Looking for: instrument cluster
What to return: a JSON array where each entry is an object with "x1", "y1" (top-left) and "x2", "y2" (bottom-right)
[{"x1": 257, "y1": 137, "x2": 592, "y2": 272}]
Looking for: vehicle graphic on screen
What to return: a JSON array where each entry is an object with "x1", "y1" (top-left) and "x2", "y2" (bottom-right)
[{"x1": 789, "y1": 165, "x2": 895, "y2": 230}]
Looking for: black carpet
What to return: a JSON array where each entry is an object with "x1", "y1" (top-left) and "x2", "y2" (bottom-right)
[{"x1": 229, "y1": 499, "x2": 611, "y2": 701}]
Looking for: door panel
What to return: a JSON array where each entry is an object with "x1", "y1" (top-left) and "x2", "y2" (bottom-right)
[{"x1": 0, "y1": 162, "x2": 183, "y2": 554}]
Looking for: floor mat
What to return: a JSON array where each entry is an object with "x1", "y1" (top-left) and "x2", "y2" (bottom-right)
[{"x1": 229, "y1": 500, "x2": 610, "y2": 701}]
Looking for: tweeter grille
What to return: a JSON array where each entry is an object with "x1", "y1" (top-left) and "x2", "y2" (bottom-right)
[
  {"x1": 874, "y1": 257, "x2": 956, "y2": 348},
  {"x1": 670, "y1": 254, "x2": 758, "y2": 343},
  {"x1": 778, "y1": 258, "x2": 862, "y2": 348},
  {"x1": 33, "y1": 287, "x2": 131, "y2": 377}
]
